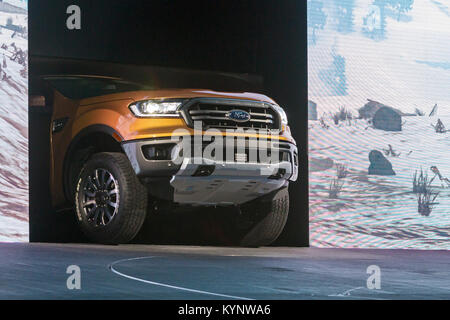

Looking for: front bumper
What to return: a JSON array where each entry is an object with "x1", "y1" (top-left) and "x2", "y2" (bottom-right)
[{"x1": 122, "y1": 137, "x2": 298, "y2": 205}]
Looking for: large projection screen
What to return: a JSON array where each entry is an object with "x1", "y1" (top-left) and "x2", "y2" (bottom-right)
[
  {"x1": 308, "y1": 0, "x2": 450, "y2": 249},
  {"x1": 0, "y1": 0, "x2": 28, "y2": 242}
]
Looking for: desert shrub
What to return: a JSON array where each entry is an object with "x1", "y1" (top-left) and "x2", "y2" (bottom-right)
[
  {"x1": 417, "y1": 189, "x2": 439, "y2": 217},
  {"x1": 331, "y1": 107, "x2": 353, "y2": 125},
  {"x1": 328, "y1": 178, "x2": 344, "y2": 199},
  {"x1": 413, "y1": 169, "x2": 435, "y2": 194},
  {"x1": 431, "y1": 119, "x2": 447, "y2": 133},
  {"x1": 414, "y1": 168, "x2": 439, "y2": 216},
  {"x1": 331, "y1": 112, "x2": 340, "y2": 125},
  {"x1": 319, "y1": 115, "x2": 329, "y2": 129},
  {"x1": 338, "y1": 106, "x2": 353, "y2": 121},
  {"x1": 336, "y1": 163, "x2": 348, "y2": 179}
]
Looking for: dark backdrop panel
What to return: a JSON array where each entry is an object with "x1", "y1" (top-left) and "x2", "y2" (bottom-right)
[
  {"x1": 29, "y1": 0, "x2": 308, "y2": 246},
  {"x1": 29, "y1": 57, "x2": 264, "y2": 92}
]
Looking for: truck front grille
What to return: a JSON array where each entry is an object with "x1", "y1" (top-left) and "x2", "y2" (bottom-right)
[{"x1": 180, "y1": 98, "x2": 281, "y2": 132}]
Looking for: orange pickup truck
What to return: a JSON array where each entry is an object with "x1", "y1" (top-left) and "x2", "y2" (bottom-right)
[{"x1": 30, "y1": 75, "x2": 298, "y2": 246}]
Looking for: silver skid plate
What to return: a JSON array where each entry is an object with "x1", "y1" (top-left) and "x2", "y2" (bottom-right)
[{"x1": 170, "y1": 158, "x2": 291, "y2": 205}]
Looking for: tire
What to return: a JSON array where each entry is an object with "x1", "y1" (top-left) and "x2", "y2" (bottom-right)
[
  {"x1": 239, "y1": 187, "x2": 289, "y2": 247},
  {"x1": 75, "y1": 152, "x2": 148, "y2": 244}
]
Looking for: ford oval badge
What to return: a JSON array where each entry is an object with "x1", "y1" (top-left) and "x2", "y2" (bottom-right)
[{"x1": 226, "y1": 110, "x2": 251, "y2": 123}]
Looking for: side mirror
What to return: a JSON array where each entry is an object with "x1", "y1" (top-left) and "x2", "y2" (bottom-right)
[{"x1": 29, "y1": 95, "x2": 46, "y2": 108}]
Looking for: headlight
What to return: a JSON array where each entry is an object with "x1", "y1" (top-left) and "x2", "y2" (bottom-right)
[
  {"x1": 273, "y1": 104, "x2": 288, "y2": 125},
  {"x1": 129, "y1": 100, "x2": 184, "y2": 117}
]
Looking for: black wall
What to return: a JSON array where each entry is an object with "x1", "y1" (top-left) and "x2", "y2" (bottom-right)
[{"x1": 29, "y1": 0, "x2": 308, "y2": 246}]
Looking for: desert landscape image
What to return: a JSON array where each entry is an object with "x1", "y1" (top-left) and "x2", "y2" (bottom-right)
[
  {"x1": 308, "y1": 0, "x2": 450, "y2": 249},
  {"x1": 0, "y1": 0, "x2": 27, "y2": 242}
]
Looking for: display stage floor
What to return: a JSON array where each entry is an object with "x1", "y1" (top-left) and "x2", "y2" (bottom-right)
[{"x1": 1, "y1": 243, "x2": 449, "y2": 299}]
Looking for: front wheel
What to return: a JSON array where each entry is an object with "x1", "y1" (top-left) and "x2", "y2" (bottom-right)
[
  {"x1": 239, "y1": 187, "x2": 289, "y2": 247},
  {"x1": 75, "y1": 152, "x2": 148, "y2": 244}
]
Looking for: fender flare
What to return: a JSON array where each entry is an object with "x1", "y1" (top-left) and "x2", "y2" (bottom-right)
[{"x1": 62, "y1": 124, "x2": 124, "y2": 202}]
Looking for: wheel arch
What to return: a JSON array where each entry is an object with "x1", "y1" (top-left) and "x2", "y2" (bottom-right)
[{"x1": 63, "y1": 125, "x2": 125, "y2": 203}]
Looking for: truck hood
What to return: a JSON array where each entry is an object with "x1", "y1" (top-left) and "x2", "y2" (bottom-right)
[{"x1": 79, "y1": 89, "x2": 277, "y2": 106}]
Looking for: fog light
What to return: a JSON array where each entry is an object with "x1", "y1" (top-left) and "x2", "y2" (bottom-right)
[{"x1": 142, "y1": 144, "x2": 176, "y2": 161}]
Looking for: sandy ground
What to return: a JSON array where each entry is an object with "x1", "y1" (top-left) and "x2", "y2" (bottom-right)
[{"x1": 309, "y1": 115, "x2": 450, "y2": 249}]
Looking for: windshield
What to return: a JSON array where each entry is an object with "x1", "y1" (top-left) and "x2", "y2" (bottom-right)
[{"x1": 44, "y1": 76, "x2": 151, "y2": 100}]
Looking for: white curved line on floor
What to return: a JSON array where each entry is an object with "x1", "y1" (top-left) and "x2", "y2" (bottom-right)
[{"x1": 108, "y1": 256, "x2": 253, "y2": 300}]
